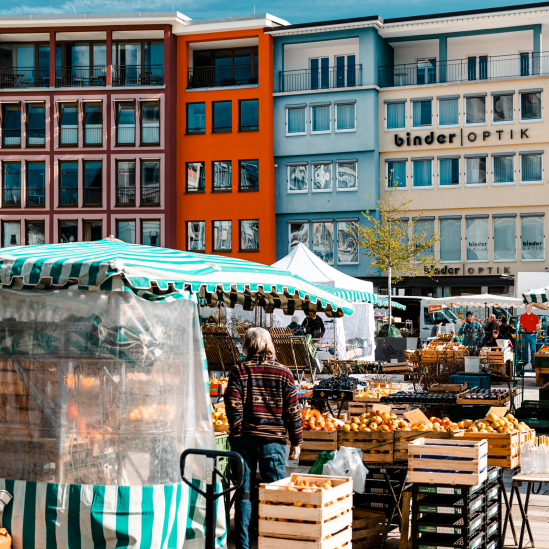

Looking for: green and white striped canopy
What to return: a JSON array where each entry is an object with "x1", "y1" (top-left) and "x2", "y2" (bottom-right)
[
  {"x1": 315, "y1": 284, "x2": 377, "y2": 305},
  {"x1": 0, "y1": 240, "x2": 353, "y2": 317},
  {"x1": 523, "y1": 287, "x2": 549, "y2": 304},
  {"x1": 376, "y1": 298, "x2": 406, "y2": 310}
]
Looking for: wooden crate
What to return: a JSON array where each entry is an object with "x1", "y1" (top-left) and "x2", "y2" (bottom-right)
[
  {"x1": 300, "y1": 430, "x2": 338, "y2": 462},
  {"x1": 404, "y1": 350, "x2": 421, "y2": 363},
  {"x1": 338, "y1": 431, "x2": 393, "y2": 463},
  {"x1": 393, "y1": 430, "x2": 462, "y2": 462},
  {"x1": 259, "y1": 526, "x2": 351, "y2": 549},
  {"x1": 461, "y1": 431, "x2": 520, "y2": 468},
  {"x1": 214, "y1": 423, "x2": 230, "y2": 433},
  {"x1": 480, "y1": 347, "x2": 512, "y2": 364},
  {"x1": 352, "y1": 509, "x2": 386, "y2": 549},
  {"x1": 429, "y1": 383, "x2": 467, "y2": 394},
  {"x1": 421, "y1": 350, "x2": 438, "y2": 363},
  {"x1": 456, "y1": 388, "x2": 515, "y2": 405},
  {"x1": 408, "y1": 438, "x2": 488, "y2": 486}
]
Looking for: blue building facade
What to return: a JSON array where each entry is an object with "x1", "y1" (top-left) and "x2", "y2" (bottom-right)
[{"x1": 267, "y1": 20, "x2": 392, "y2": 277}]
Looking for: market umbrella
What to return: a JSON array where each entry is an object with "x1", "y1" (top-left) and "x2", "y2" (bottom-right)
[
  {"x1": 314, "y1": 283, "x2": 376, "y2": 304},
  {"x1": 375, "y1": 297, "x2": 406, "y2": 310},
  {"x1": 0, "y1": 240, "x2": 354, "y2": 317},
  {"x1": 522, "y1": 287, "x2": 549, "y2": 306}
]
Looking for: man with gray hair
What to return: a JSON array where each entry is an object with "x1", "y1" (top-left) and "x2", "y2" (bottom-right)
[{"x1": 225, "y1": 327, "x2": 302, "y2": 549}]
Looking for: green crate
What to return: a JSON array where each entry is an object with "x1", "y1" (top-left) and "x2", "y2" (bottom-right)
[
  {"x1": 535, "y1": 356, "x2": 549, "y2": 369},
  {"x1": 215, "y1": 434, "x2": 230, "y2": 452},
  {"x1": 523, "y1": 418, "x2": 549, "y2": 426},
  {"x1": 523, "y1": 400, "x2": 549, "y2": 409},
  {"x1": 448, "y1": 404, "x2": 491, "y2": 423}
]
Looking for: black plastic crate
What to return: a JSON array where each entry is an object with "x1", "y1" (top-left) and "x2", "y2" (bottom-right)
[
  {"x1": 487, "y1": 466, "x2": 502, "y2": 486},
  {"x1": 354, "y1": 494, "x2": 392, "y2": 511},
  {"x1": 415, "y1": 482, "x2": 485, "y2": 500},
  {"x1": 368, "y1": 467, "x2": 407, "y2": 481},
  {"x1": 487, "y1": 518, "x2": 500, "y2": 540},
  {"x1": 416, "y1": 512, "x2": 485, "y2": 537},
  {"x1": 414, "y1": 531, "x2": 485, "y2": 549},
  {"x1": 363, "y1": 481, "x2": 392, "y2": 495},
  {"x1": 486, "y1": 536, "x2": 501, "y2": 549},
  {"x1": 487, "y1": 501, "x2": 500, "y2": 522},
  {"x1": 415, "y1": 494, "x2": 485, "y2": 517},
  {"x1": 486, "y1": 484, "x2": 501, "y2": 503}
]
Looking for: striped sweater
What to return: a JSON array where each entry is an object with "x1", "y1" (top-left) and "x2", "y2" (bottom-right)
[{"x1": 224, "y1": 354, "x2": 303, "y2": 446}]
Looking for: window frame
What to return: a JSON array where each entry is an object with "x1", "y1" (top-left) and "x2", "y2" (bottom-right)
[
  {"x1": 438, "y1": 217, "x2": 462, "y2": 263},
  {"x1": 288, "y1": 221, "x2": 310, "y2": 252},
  {"x1": 115, "y1": 158, "x2": 136, "y2": 206},
  {"x1": 386, "y1": 159, "x2": 407, "y2": 189},
  {"x1": 311, "y1": 162, "x2": 332, "y2": 193},
  {"x1": 58, "y1": 219, "x2": 78, "y2": 243},
  {"x1": 0, "y1": 42, "x2": 50, "y2": 87},
  {"x1": 437, "y1": 156, "x2": 460, "y2": 188},
  {"x1": 115, "y1": 218, "x2": 136, "y2": 244},
  {"x1": 520, "y1": 151, "x2": 544, "y2": 185},
  {"x1": 334, "y1": 101, "x2": 356, "y2": 133},
  {"x1": 1, "y1": 102, "x2": 22, "y2": 149},
  {"x1": 493, "y1": 215, "x2": 517, "y2": 262},
  {"x1": 58, "y1": 100, "x2": 79, "y2": 148},
  {"x1": 492, "y1": 154, "x2": 515, "y2": 186},
  {"x1": 335, "y1": 160, "x2": 358, "y2": 192},
  {"x1": 82, "y1": 159, "x2": 103, "y2": 207},
  {"x1": 519, "y1": 90, "x2": 543, "y2": 122},
  {"x1": 336, "y1": 218, "x2": 359, "y2": 265},
  {"x1": 465, "y1": 216, "x2": 489, "y2": 263},
  {"x1": 212, "y1": 100, "x2": 232, "y2": 133},
  {"x1": 112, "y1": 39, "x2": 165, "y2": 86},
  {"x1": 58, "y1": 159, "x2": 78, "y2": 207},
  {"x1": 115, "y1": 99, "x2": 136, "y2": 147},
  {"x1": 186, "y1": 161, "x2": 205, "y2": 193},
  {"x1": 464, "y1": 155, "x2": 488, "y2": 187},
  {"x1": 239, "y1": 219, "x2": 259, "y2": 252},
  {"x1": 83, "y1": 219, "x2": 103, "y2": 242},
  {"x1": 385, "y1": 101, "x2": 406, "y2": 131},
  {"x1": 212, "y1": 219, "x2": 232, "y2": 252},
  {"x1": 25, "y1": 101, "x2": 46, "y2": 149},
  {"x1": 212, "y1": 160, "x2": 232, "y2": 192},
  {"x1": 287, "y1": 162, "x2": 308, "y2": 194},
  {"x1": 520, "y1": 214, "x2": 545, "y2": 262},
  {"x1": 285, "y1": 105, "x2": 306, "y2": 136},
  {"x1": 238, "y1": 99, "x2": 259, "y2": 132},
  {"x1": 411, "y1": 99, "x2": 432, "y2": 129},
  {"x1": 140, "y1": 158, "x2": 160, "y2": 207},
  {"x1": 411, "y1": 158, "x2": 433, "y2": 189},
  {"x1": 186, "y1": 220, "x2": 206, "y2": 253},
  {"x1": 140, "y1": 99, "x2": 161, "y2": 146},
  {"x1": 312, "y1": 219, "x2": 335, "y2": 265},
  {"x1": 25, "y1": 219, "x2": 45, "y2": 246},
  {"x1": 185, "y1": 102, "x2": 205, "y2": 135},
  {"x1": 2, "y1": 160, "x2": 22, "y2": 208},
  {"x1": 82, "y1": 100, "x2": 103, "y2": 147},
  {"x1": 2, "y1": 219, "x2": 21, "y2": 247},
  {"x1": 464, "y1": 94, "x2": 487, "y2": 126},
  {"x1": 491, "y1": 92, "x2": 515, "y2": 125},
  {"x1": 310, "y1": 103, "x2": 331, "y2": 134},
  {"x1": 437, "y1": 97, "x2": 460, "y2": 128},
  {"x1": 26, "y1": 160, "x2": 46, "y2": 208},
  {"x1": 141, "y1": 218, "x2": 161, "y2": 247},
  {"x1": 238, "y1": 159, "x2": 259, "y2": 192}
]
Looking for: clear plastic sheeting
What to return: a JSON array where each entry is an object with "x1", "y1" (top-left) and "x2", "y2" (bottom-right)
[{"x1": 0, "y1": 288, "x2": 214, "y2": 486}]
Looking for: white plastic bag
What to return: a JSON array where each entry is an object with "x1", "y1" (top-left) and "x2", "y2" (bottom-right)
[{"x1": 322, "y1": 445, "x2": 368, "y2": 494}]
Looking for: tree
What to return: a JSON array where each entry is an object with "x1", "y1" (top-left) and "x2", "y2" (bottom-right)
[{"x1": 354, "y1": 179, "x2": 442, "y2": 326}]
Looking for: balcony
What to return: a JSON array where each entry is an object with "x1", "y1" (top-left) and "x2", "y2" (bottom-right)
[
  {"x1": 59, "y1": 188, "x2": 78, "y2": 207},
  {"x1": 0, "y1": 67, "x2": 50, "y2": 89},
  {"x1": 83, "y1": 187, "x2": 102, "y2": 207},
  {"x1": 279, "y1": 65, "x2": 362, "y2": 93},
  {"x1": 56, "y1": 67, "x2": 106, "y2": 88},
  {"x1": 187, "y1": 64, "x2": 258, "y2": 89},
  {"x1": 26, "y1": 188, "x2": 45, "y2": 207},
  {"x1": 113, "y1": 65, "x2": 164, "y2": 87},
  {"x1": 378, "y1": 52, "x2": 549, "y2": 88},
  {"x1": 3, "y1": 188, "x2": 21, "y2": 207},
  {"x1": 141, "y1": 186, "x2": 160, "y2": 206},
  {"x1": 116, "y1": 187, "x2": 136, "y2": 206}
]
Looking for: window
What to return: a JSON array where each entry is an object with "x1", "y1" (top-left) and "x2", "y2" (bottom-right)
[
  {"x1": 521, "y1": 214, "x2": 544, "y2": 261},
  {"x1": 56, "y1": 41, "x2": 107, "y2": 87},
  {"x1": 116, "y1": 219, "x2": 135, "y2": 243},
  {"x1": 2, "y1": 161, "x2": 21, "y2": 207},
  {"x1": 25, "y1": 220, "x2": 45, "y2": 245},
  {"x1": 212, "y1": 101, "x2": 232, "y2": 133},
  {"x1": 310, "y1": 57, "x2": 329, "y2": 90},
  {"x1": 493, "y1": 154, "x2": 515, "y2": 185},
  {"x1": 142, "y1": 219, "x2": 160, "y2": 247},
  {"x1": 313, "y1": 221, "x2": 334, "y2": 264},
  {"x1": 413, "y1": 218, "x2": 434, "y2": 258},
  {"x1": 438, "y1": 98, "x2": 459, "y2": 126},
  {"x1": 239, "y1": 99, "x2": 258, "y2": 131},
  {"x1": 26, "y1": 161, "x2": 45, "y2": 207},
  {"x1": 186, "y1": 103, "x2": 205, "y2": 134},
  {"x1": 186, "y1": 162, "x2": 205, "y2": 192},
  {"x1": 113, "y1": 40, "x2": 164, "y2": 86},
  {"x1": 337, "y1": 220, "x2": 359, "y2": 264},
  {"x1": 336, "y1": 55, "x2": 356, "y2": 87},
  {"x1": 0, "y1": 43, "x2": 50, "y2": 87},
  {"x1": 83, "y1": 220, "x2": 102, "y2": 241},
  {"x1": 2, "y1": 220, "x2": 20, "y2": 247},
  {"x1": 287, "y1": 106, "x2": 306, "y2": 135},
  {"x1": 2, "y1": 103, "x2": 21, "y2": 147},
  {"x1": 187, "y1": 221, "x2": 205, "y2": 252},
  {"x1": 83, "y1": 101, "x2": 102, "y2": 146},
  {"x1": 289, "y1": 222, "x2": 309, "y2": 251},
  {"x1": 438, "y1": 158, "x2": 459, "y2": 187},
  {"x1": 468, "y1": 56, "x2": 487, "y2": 80},
  {"x1": 213, "y1": 220, "x2": 231, "y2": 251},
  {"x1": 493, "y1": 216, "x2": 516, "y2": 261},
  {"x1": 386, "y1": 102, "x2": 405, "y2": 130},
  {"x1": 83, "y1": 160, "x2": 102, "y2": 206},
  {"x1": 311, "y1": 104, "x2": 330, "y2": 133},
  {"x1": 521, "y1": 152, "x2": 543, "y2": 184},
  {"x1": 312, "y1": 163, "x2": 332, "y2": 192},
  {"x1": 213, "y1": 161, "x2": 231, "y2": 191},
  {"x1": 412, "y1": 100, "x2": 432, "y2": 128},
  {"x1": 465, "y1": 156, "x2": 487, "y2": 186},
  {"x1": 141, "y1": 160, "x2": 160, "y2": 206},
  {"x1": 26, "y1": 102, "x2": 45, "y2": 147},
  {"x1": 240, "y1": 219, "x2": 259, "y2": 251},
  {"x1": 335, "y1": 103, "x2": 355, "y2": 132},
  {"x1": 59, "y1": 102, "x2": 78, "y2": 146},
  {"x1": 116, "y1": 160, "x2": 136, "y2": 206},
  {"x1": 336, "y1": 161, "x2": 357, "y2": 191},
  {"x1": 191, "y1": 47, "x2": 257, "y2": 88},
  {"x1": 520, "y1": 52, "x2": 530, "y2": 77},
  {"x1": 439, "y1": 218, "x2": 461, "y2": 262},
  {"x1": 417, "y1": 59, "x2": 436, "y2": 84},
  {"x1": 386, "y1": 161, "x2": 406, "y2": 188},
  {"x1": 465, "y1": 95, "x2": 486, "y2": 125},
  {"x1": 140, "y1": 101, "x2": 160, "y2": 145},
  {"x1": 59, "y1": 160, "x2": 78, "y2": 206},
  {"x1": 116, "y1": 101, "x2": 136, "y2": 145},
  {"x1": 412, "y1": 159, "x2": 432, "y2": 187},
  {"x1": 492, "y1": 93, "x2": 514, "y2": 123},
  {"x1": 466, "y1": 216, "x2": 489, "y2": 262},
  {"x1": 288, "y1": 164, "x2": 308, "y2": 193},
  {"x1": 520, "y1": 91, "x2": 542, "y2": 121},
  {"x1": 59, "y1": 220, "x2": 78, "y2": 243},
  {"x1": 239, "y1": 160, "x2": 258, "y2": 191}
]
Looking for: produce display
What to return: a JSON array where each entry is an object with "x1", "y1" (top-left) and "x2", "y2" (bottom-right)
[
  {"x1": 301, "y1": 409, "x2": 342, "y2": 431},
  {"x1": 212, "y1": 403, "x2": 229, "y2": 427},
  {"x1": 460, "y1": 388, "x2": 508, "y2": 401},
  {"x1": 381, "y1": 391, "x2": 457, "y2": 405},
  {"x1": 354, "y1": 386, "x2": 401, "y2": 400},
  {"x1": 459, "y1": 412, "x2": 529, "y2": 433},
  {"x1": 342, "y1": 411, "x2": 406, "y2": 432},
  {"x1": 127, "y1": 404, "x2": 175, "y2": 422},
  {"x1": 314, "y1": 374, "x2": 360, "y2": 392}
]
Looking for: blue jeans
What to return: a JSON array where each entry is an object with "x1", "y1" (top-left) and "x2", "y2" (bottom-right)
[
  {"x1": 526, "y1": 333, "x2": 537, "y2": 366},
  {"x1": 230, "y1": 436, "x2": 286, "y2": 549}
]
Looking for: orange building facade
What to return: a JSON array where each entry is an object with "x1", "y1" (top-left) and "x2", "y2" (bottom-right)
[{"x1": 177, "y1": 18, "x2": 283, "y2": 264}]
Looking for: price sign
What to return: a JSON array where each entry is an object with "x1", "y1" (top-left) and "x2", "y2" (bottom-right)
[
  {"x1": 487, "y1": 406, "x2": 509, "y2": 418},
  {"x1": 437, "y1": 527, "x2": 456, "y2": 534},
  {"x1": 437, "y1": 506, "x2": 457, "y2": 514},
  {"x1": 404, "y1": 408, "x2": 430, "y2": 425},
  {"x1": 428, "y1": 305, "x2": 443, "y2": 312},
  {"x1": 437, "y1": 487, "x2": 457, "y2": 495}
]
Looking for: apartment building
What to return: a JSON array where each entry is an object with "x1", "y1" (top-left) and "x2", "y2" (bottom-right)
[{"x1": 0, "y1": 12, "x2": 179, "y2": 248}]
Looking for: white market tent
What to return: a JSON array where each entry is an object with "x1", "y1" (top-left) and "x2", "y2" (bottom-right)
[{"x1": 426, "y1": 294, "x2": 524, "y2": 307}]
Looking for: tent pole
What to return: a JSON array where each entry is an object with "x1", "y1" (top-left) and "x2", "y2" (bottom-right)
[{"x1": 388, "y1": 266, "x2": 392, "y2": 327}]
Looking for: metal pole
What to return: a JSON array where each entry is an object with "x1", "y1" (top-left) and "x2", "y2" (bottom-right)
[
  {"x1": 388, "y1": 266, "x2": 392, "y2": 326},
  {"x1": 205, "y1": 457, "x2": 216, "y2": 549}
]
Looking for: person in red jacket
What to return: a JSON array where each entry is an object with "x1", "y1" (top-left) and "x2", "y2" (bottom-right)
[{"x1": 521, "y1": 304, "x2": 540, "y2": 370}]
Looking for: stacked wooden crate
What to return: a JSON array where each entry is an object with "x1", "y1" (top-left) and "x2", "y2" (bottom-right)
[
  {"x1": 352, "y1": 509, "x2": 386, "y2": 549},
  {"x1": 461, "y1": 430, "x2": 521, "y2": 469},
  {"x1": 300, "y1": 431, "x2": 339, "y2": 463},
  {"x1": 338, "y1": 431, "x2": 394, "y2": 463},
  {"x1": 394, "y1": 430, "x2": 463, "y2": 462}
]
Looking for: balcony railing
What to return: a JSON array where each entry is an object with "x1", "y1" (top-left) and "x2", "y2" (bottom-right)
[
  {"x1": 28, "y1": 129, "x2": 45, "y2": 146},
  {"x1": 2, "y1": 130, "x2": 21, "y2": 147},
  {"x1": 278, "y1": 65, "x2": 362, "y2": 93},
  {"x1": 116, "y1": 126, "x2": 135, "y2": 145},
  {"x1": 141, "y1": 126, "x2": 160, "y2": 145},
  {"x1": 60, "y1": 127, "x2": 78, "y2": 146},
  {"x1": 56, "y1": 67, "x2": 106, "y2": 88},
  {"x1": 84, "y1": 126, "x2": 102, "y2": 146},
  {"x1": 59, "y1": 188, "x2": 78, "y2": 206},
  {"x1": 187, "y1": 64, "x2": 258, "y2": 89},
  {"x1": 116, "y1": 186, "x2": 136, "y2": 206},
  {"x1": 113, "y1": 65, "x2": 164, "y2": 87},
  {"x1": 3, "y1": 188, "x2": 21, "y2": 207},
  {"x1": 26, "y1": 188, "x2": 45, "y2": 206},
  {"x1": 0, "y1": 67, "x2": 50, "y2": 89},
  {"x1": 378, "y1": 52, "x2": 549, "y2": 87},
  {"x1": 84, "y1": 187, "x2": 102, "y2": 206},
  {"x1": 141, "y1": 186, "x2": 160, "y2": 206}
]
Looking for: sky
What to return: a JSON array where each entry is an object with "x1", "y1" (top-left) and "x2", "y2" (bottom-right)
[{"x1": 0, "y1": 0, "x2": 544, "y2": 23}]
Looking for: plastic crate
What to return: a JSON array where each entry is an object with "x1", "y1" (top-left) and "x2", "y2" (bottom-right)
[
  {"x1": 449, "y1": 374, "x2": 491, "y2": 390},
  {"x1": 215, "y1": 433, "x2": 230, "y2": 452}
]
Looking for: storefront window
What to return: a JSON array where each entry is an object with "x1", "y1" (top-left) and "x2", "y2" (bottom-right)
[
  {"x1": 412, "y1": 100, "x2": 431, "y2": 127},
  {"x1": 439, "y1": 218, "x2": 461, "y2": 262},
  {"x1": 386, "y1": 102, "x2": 405, "y2": 129},
  {"x1": 187, "y1": 221, "x2": 205, "y2": 251},
  {"x1": 413, "y1": 218, "x2": 434, "y2": 258},
  {"x1": 289, "y1": 222, "x2": 309, "y2": 251},
  {"x1": 213, "y1": 220, "x2": 232, "y2": 251},
  {"x1": 438, "y1": 98, "x2": 458, "y2": 126},
  {"x1": 337, "y1": 221, "x2": 359, "y2": 264},
  {"x1": 313, "y1": 221, "x2": 334, "y2": 264},
  {"x1": 312, "y1": 163, "x2": 332, "y2": 192},
  {"x1": 493, "y1": 216, "x2": 516, "y2": 261},
  {"x1": 336, "y1": 161, "x2": 357, "y2": 190},
  {"x1": 493, "y1": 155, "x2": 514, "y2": 184},
  {"x1": 466, "y1": 217, "x2": 489, "y2": 261},
  {"x1": 493, "y1": 93, "x2": 514, "y2": 122},
  {"x1": 240, "y1": 219, "x2": 259, "y2": 251},
  {"x1": 521, "y1": 153, "x2": 543, "y2": 183},
  {"x1": 465, "y1": 156, "x2": 487, "y2": 185},
  {"x1": 288, "y1": 164, "x2": 307, "y2": 192},
  {"x1": 465, "y1": 96, "x2": 486, "y2": 124},
  {"x1": 387, "y1": 161, "x2": 406, "y2": 188},
  {"x1": 520, "y1": 91, "x2": 542, "y2": 120},
  {"x1": 439, "y1": 158, "x2": 459, "y2": 186},
  {"x1": 521, "y1": 214, "x2": 544, "y2": 260},
  {"x1": 412, "y1": 159, "x2": 432, "y2": 187}
]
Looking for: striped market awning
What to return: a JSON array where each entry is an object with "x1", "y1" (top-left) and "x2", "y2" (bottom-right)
[
  {"x1": 315, "y1": 284, "x2": 377, "y2": 304},
  {"x1": 376, "y1": 299, "x2": 406, "y2": 310},
  {"x1": 0, "y1": 240, "x2": 353, "y2": 317},
  {"x1": 522, "y1": 287, "x2": 549, "y2": 304}
]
